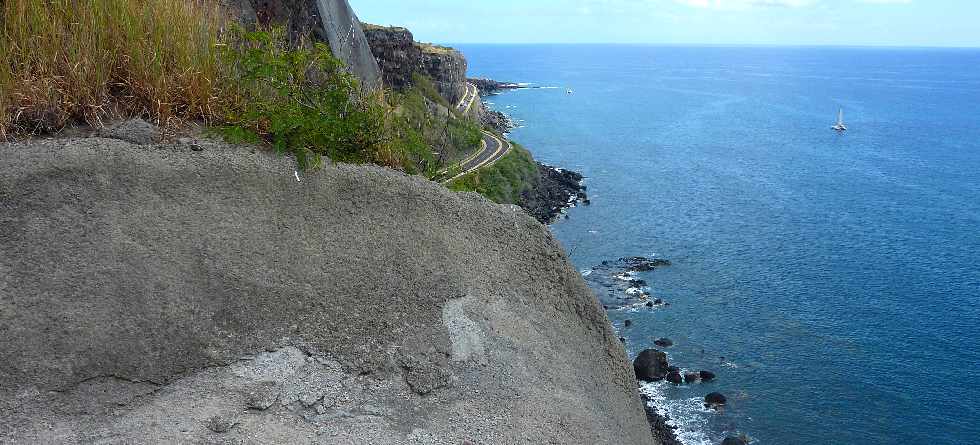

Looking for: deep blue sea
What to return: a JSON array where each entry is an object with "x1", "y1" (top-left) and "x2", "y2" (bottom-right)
[{"x1": 457, "y1": 45, "x2": 980, "y2": 444}]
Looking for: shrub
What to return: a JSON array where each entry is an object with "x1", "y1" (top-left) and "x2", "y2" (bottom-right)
[
  {"x1": 217, "y1": 27, "x2": 409, "y2": 170},
  {"x1": 0, "y1": 0, "x2": 224, "y2": 137}
]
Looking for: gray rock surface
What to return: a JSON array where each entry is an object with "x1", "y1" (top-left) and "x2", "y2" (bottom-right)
[{"x1": 0, "y1": 137, "x2": 655, "y2": 444}]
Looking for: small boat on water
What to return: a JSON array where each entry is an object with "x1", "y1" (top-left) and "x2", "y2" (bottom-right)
[
  {"x1": 566, "y1": 89, "x2": 573, "y2": 94},
  {"x1": 832, "y1": 108, "x2": 847, "y2": 132}
]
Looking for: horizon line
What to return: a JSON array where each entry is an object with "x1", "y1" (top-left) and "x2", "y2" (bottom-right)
[{"x1": 437, "y1": 42, "x2": 980, "y2": 50}]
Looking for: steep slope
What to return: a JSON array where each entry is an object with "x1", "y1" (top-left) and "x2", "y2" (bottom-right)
[{"x1": 0, "y1": 138, "x2": 654, "y2": 444}]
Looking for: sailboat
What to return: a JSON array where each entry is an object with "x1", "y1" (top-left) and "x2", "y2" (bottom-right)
[{"x1": 832, "y1": 108, "x2": 847, "y2": 132}]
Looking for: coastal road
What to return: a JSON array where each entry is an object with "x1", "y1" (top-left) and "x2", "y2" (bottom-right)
[
  {"x1": 456, "y1": 82, "x2": 480, "y2": 116},
  {"x1": 441, "y1": 131, "x2": 511, "y2": 184},
  {"x1": 438, "y1": 81, "x2": 512, "y2": 184}
]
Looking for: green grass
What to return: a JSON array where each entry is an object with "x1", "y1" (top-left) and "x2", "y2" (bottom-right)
[{"x1": 448, "y1": 144, "x2": 539, "y2": 205}]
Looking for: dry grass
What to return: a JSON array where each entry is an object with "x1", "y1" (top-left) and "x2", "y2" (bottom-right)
[{"x1": 0, "y1": 0, "x2": 226, "y2": 137}]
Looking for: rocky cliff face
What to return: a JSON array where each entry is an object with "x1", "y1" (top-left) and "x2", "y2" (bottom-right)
[
  {"x1": 364, "y1": 25, "x2": 468, "y2": 105},
  {"x1": 0, "y1": 137, "x2": 655, "y2": 444},
  {"x1": 227, "y1": 0, "x2": 382, "y2": 90},
  {"x1": 361, "y1": 25, "x2": 421, "y2": 91}
]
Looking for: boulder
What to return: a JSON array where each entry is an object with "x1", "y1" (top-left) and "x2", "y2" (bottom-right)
[
  {"x1": 653, "y1": 338, "x2": 673, "y2": 347},
  {"x1": 665, "y1": 371, "x2": 683, "y2": 385},
  {"x1": 721, "y1": 437, "x2": 748, "y2": 445},
  {"x1": 624, "y1": 319, "x2": 632, "y2": 328},
  {"x1": 633, "y1": 349, "x2": 670, "y2": 382},
  {"x1": 704, "y1": 392, "x2": 727, "y2": 408},
  {"x1": 699, "y1": 370, "x2": 716, "y2": 382},
  {"x1": 684, "y1": 372, "x2": 700, "y2": 384}
]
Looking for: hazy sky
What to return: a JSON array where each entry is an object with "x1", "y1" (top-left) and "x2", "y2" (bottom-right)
[{"x1": 352, "y1": 0, "x2": 980, "y2": 47}]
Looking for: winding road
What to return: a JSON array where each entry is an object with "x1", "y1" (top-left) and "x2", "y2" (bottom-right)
[
  {"x1": 441, "y1": 82, "x2": 512, "y2": 184},
  {"x1": 456, "y1": 82, "x2": 480, "y2": 116}
]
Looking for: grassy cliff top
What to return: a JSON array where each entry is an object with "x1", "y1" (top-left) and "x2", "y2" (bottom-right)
[
  {"x1": 417, "y1": 42, "x2": 457, "y2": 55},
  {"x1": 361, "y1": 23, "x2": 409, "y2": 32}
]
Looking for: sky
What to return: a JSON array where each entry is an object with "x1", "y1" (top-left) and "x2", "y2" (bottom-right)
[{"x1": 352, "y1": 0, "x2": 980, "y2": 47}]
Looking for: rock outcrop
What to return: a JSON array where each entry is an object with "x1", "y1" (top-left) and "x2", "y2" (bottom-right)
[{"x1": 0, "y1": 137, "x2": 655, "y2": 444}]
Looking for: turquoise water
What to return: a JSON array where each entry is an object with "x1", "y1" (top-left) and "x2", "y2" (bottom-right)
[{"x1": 457, "y1": 45, "x2": 980, "y2": 444}]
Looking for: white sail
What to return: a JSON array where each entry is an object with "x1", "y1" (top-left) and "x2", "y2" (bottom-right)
[{"x1": 833, "y1": 107, "x2": 847, "y2": 131}]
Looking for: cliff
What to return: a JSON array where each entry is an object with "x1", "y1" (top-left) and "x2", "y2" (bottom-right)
[
  {"x1": 0, "y1": 137, "x2": 654, "y2": 444},
  {"x1": 364, "y1": 25, "x2": 468, "y2": 106}
]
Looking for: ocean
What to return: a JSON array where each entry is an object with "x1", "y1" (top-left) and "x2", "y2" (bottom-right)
[{"x1": 456, "y1": 44, "x2": 980, "y2": 444}]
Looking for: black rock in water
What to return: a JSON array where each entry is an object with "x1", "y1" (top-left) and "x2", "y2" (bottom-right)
[
  {"x1": 699, "y1": 370, "x2": 717, "y2": 382},
  {"x1": 654, "y1": 338, "x2": 673, "y2": 347},
  {"x1": 582, "y1": 256, "x2": 670, "y2": 309},
  {"x1": 705, "y1": 392, "x2": 727, "y2": 408},
  {"x1": 624, "y1": 319, "x2": 633, "y2": 328},
  {"x1": 633, "y1": 349, "x2": 670, "y2": 382},
  {"x1": 621, "y1": 256, "x2": 672, "y2": 272},
  {"x1": 665, "y1": 371, "x2": 683, "y2": 385},
  {"x1": 721, "y1": 437, "x2": 748, "y2": 445},
  {"x1": 684, "y1": 372, "x2": 700, "y2": 384}
]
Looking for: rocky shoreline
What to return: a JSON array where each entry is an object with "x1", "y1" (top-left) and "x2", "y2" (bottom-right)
[
  {"x1": 583, "y1": 256, "x2": 746, "y2": 445},
  {"x1": 521, "y1": 164, "x2": 588, "y2": 224}
]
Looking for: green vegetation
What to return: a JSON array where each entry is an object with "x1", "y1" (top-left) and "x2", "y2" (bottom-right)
[
  {"x1": 0, "y1": 0, "x2": 224, "y2": 137},
  {"x1": 219, "y1": 28, "x2": 387, "y2": 169},
  {"x1": 448, "y1": 144, "x2": 539, "y2": 205}
]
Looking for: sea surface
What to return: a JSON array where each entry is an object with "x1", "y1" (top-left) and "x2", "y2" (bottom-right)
[{"x1": 456, "y1": 44, "x2": 980, "y2": 444}]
